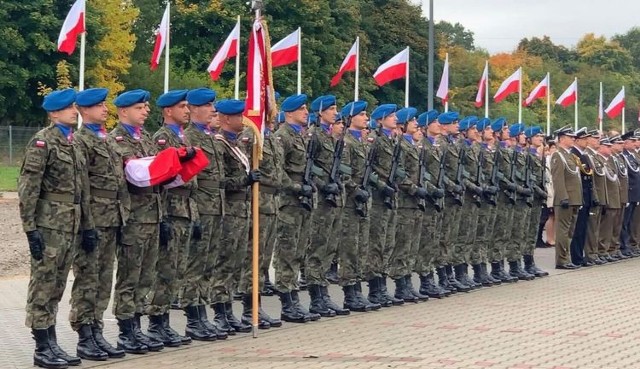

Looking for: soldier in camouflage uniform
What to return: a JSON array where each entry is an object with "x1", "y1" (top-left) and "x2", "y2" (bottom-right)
[
  {"x1": 110, "y1": 90, "x2": 165, "y2": 354},
  {"x1": 273, "y1": 94, "x2": 315, "y2": 323},
  {"x1": 20, "y1": 89, "x2": 97, "y2": 368},
  {"x1": 70, "y1": 89, "x2": 127, "y2": 361},
  {"x1": 182, "y1": 88, "x2": 227, "y2": 340}
]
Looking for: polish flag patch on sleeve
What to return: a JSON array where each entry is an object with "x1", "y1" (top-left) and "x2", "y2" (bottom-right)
[
  {"x1": 115, "y1": 136, "x2": 124, "y2": 142},
  {"x1": 157, "y1": 139, "x2": 167, "y2": 145},
  {"x1": 35, "y1": 140, "x2": 46, "y2": 148}
]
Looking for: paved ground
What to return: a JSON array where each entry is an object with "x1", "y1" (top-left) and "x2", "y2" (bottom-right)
[{"x1": 3, "y1": 247, "x2": 640, "y2": 369}]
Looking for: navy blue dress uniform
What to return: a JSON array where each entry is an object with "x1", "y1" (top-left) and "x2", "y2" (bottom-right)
[
  {"x1": 569, "y1": 128, "x2": 595, "y2": 266},
  {"x1": 619, "y1": 131, "x2": 640, "y2": 256}
]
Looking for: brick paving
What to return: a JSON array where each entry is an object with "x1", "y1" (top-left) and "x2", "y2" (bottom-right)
[{"x1": 2, "y1": 248, "x2": 640, "y2": 369}]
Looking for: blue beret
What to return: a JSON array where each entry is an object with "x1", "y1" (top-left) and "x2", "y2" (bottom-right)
[
  {"x1": 490, "y1": 117, "x2": 507, "y2": 132},
  {"x1": 186, "y1": 88, "x2": 216, "y2": 106},
  {"x1": 396, "y1": 107, "x2": 418, "y2": 125},
  {"x1": 42, "y1": 88, "x2": 76, "y2": 112},
  {"x1": 371, "y1": 104, "x2": 398, "y2": 121},
  {"x1": 476, "y1": 118, "x2": 492, "y2": 131},
  {"x1": 276, "y1": 111, "x2": 285, "y2": 124},
  {"x1": 459, "y1": 116, "x2": 478, "y2": 131},
  {"x1": 75, "y1": 88, "x2": 108, "y2": 107},
  {"x1": 524, "y1": 126, "x2": 543, "y2": 138},
  {"x1": 114, "y1": 89, "x2": 150, "y2": 108},
  {"x1": 274, "y1": 91, "x2": 281, "y2": 101},
  {"x1": 156, "y1": 89, "x2": 189, "y2": 108},
  {"x1": 308, "y1": 112, "x2": 317, "y2": 125},
  {"x1": 215, "y1": 99, "x2": 245, "y2": 115},
  {"x1": 509, "y1": 123, "x2": 525, "y2": 138},
  {"x1": 281, "y1": 94, "x2": 307, "y2": 112},
  {"x1": 311, "y1": 95, "x2": 337, "y2": 112},
  {"x1": 335, "y1": 113, "x2": 343, "y2": 123},
  {"x1": 418, "y1": 109, "x2": 440, "y2": 127},
  {"x1": 341, "y1": 101, "x2": 368, "y2": 117},
  {"x1": 438, "y1": 111, "x2": 459, "y2": 125}
]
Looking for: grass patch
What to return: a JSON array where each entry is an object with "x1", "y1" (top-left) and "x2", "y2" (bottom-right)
[{"x1": 0, "y1": 166, "x2": 19, "y2": 191}]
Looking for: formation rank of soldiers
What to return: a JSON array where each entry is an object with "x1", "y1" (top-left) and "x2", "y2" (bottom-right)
[{"x1": 19, "y1": 86, "x2": 640, "y2": 369}]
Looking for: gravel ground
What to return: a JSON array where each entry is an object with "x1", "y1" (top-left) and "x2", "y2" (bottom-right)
[{"x1": 0, "y1": 193, "x2": 30, "y2": 277}]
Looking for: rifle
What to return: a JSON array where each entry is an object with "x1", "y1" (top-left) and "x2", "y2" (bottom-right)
[
  {"x1": 452, "y1": 143, "x2": 466, "y2": 206},
  {"x1": 384, "y1": 133, "x2": 402, "y2": 209},
  {"x1": 326, "y1": 111, "x2": 353, "y2": 207},
  {"x1": 357, "y1": 134, "x2": 378, "y2": 217},
  {"x1": 430, "y1": 146, "x2": 446, "y2": 212},
  {"x1": 523, "y1": 151, "x2": 534, "y2": 207},
  {"x1": 507, "y1": 148, "x2": 517, "y2": 205},
  {"x1": 472, "y1": 149, "x2": 484, "y2": 207},
  {"x1": 301, "y1": 117, "x2": 318, "y2": 211},
  {"x1": 417, "y1": 142, "x2": 427, "y2": 212},
  {"x1": 486, "y1": 148, "x2": 500, "y2": 206}
]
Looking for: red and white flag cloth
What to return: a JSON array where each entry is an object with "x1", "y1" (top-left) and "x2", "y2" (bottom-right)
[
  {"x1": 150, "y1": 5, "x2": 170, "y2": 70},
  {"x1": 373, "y1": 47, "x2": 409, "y2": 86},
  {"x1": 494, "y1": 67, "x2": 521, "y2": 103},
  {"x1": 207, "y1": 20, "x2": 240, "y2": 80},
  {"x1": 474, "y1": 62, "x2": 488, "y2": 108},
  {"x1": 605, "y1": 87, "x2": 625, "y2": 119},
  {"x1": 556, "y1": 79, "x2": 577, "y2": 107},
  {"x1": 125, "y1": 147, "x2": 209, "y2": 188},
  {"x1": 524, "y1": 74, "x2": 549, "y2": 106},
  {"x1": 436, "y1": 55, "x2": 449, "y2": 103},
  {"x1": 271, "y1": 28, "x2": 299, "y2": 68},
  {"x1": 330, "y1": 39, "x2": 358, "y2": 87},
  {"x1": 57, "y1": 0, "x2": 85, "y2": 55}
]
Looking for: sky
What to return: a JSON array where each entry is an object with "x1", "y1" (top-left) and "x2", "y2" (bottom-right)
[{"x1": 412, "y1": 0, "x2": 640, "y2": 53}]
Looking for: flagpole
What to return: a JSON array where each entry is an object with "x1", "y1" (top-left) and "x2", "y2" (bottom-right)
[
  {"x1": 546, "y1": 72, "x2": 551, "y2": 135},
  {"x1": 622, "y1": 86, "x2": 626, "y2": 133},
  {"x1": 518, "y1": 67, "x2": 523, "y2": 123},
  {"x1": 234, "y1": 16, "x2": 241, "y2": 99},
  {"x1": 444, "y1": 52, "x2": 448, "y2": 112},
  {"x1": 77, "y1": 26, "x2": 86, "y2": 128},
  {"x1": 296, "y1": 27, "x2": 302, "y2": 95},
  {"x1": 405, "y1": 47, "x2": 410, "y2": 108},
  {"x1": 163, "y1": 3, "x2": 170, "y2": 93},
  {"x1": 574, "y1": 77, "x2": 578, "y2": 131},
  {"x1": 354, "y1": 36, "x2": 360, "y2": 101},
  {"x1": 599, "y1": 82, "x2": 603, "y2": 133},
  {"x1": 484, "y1": 60, "x2": 489, "y2": 118}
]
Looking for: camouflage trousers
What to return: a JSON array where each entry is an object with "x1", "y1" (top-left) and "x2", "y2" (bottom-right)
[
  {"x1": 325, "y1": 207, "x2": 343, "y2": 274},
  {"x1": 389, "y1": 208, "x2": 423, "y2": 279},
  {"x1": 415, "y1": 209, "x2": 442, "y2": 275},
  {"x1": 212, "y1": 213, "x2": 249, "y2": 302},
  {"x1": 306, "y1": 200, "x2": 339, "y2": 286},
  {"x1": 69, "y1": 226, "x2": 118, "y2": 331},
  {"x1": 274, "y1": 204, "x2": 312, "y2": 293},
  {"x1": 113, "y1": 223, "x2": 159, "y2": 320},
  {"x1": 25, "y1": 228, "x2": 79, "y2": 329},
  {"x1": 356, "y1": 213, "x2": 371, "y2": 281},
  {"x1": 472, "y1": 204, "x2": 497, "y2": 264},
  {"x1": 506, "y1": 202, "x2": 530, "y2": 262},
  {"x1": 490, "y1": 195, "x2": 514, "y2": 263},
  {"x1": 199, "y1": 214, "x2": 223, "y2": 305},
  {"x1": 337, "y1": 207, "x2": 365, "y2": 287},
  {"x1": 524, "y1": 203, "x2": 543, "y2": 256},
  {"x1": 435, "y1": 197, "x2": 462, "y2": 267},
  {"x1": 239, "y1": 211, "x2": 277, "y2": 294},
  {"x1": 451, "y1": 197, "x2": 479, "y2": 265},
  {"x1": 259, "y1": 211, "x2": 278, "y2": 280},
  {"x1": 366, "y1": 203, "x2": 396, "y2": 280}
]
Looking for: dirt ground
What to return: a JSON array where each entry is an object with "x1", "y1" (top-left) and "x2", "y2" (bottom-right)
[{"x1": 0, "y1": 194, "x2": 30, "y2": 277}]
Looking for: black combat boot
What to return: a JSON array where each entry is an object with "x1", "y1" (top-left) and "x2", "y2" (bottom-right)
[
  {"x1": 509, "y1": 260, "x2": 535, "y2": 281},
  {"x1": 523, "y1": 254, "x2": 549, "y2": 277},
  {"x1": 418, "y1": 273, "x2": 446, "y2": 298},
  {"x1": 170, "y1": 298, "x2": 181, "y2": 310},
  {"x1": 292, "y1": 289, "x2": 321, "y2": 321},
  {"x1": 343, "y1": 285, "x2": 369, "y2": 312},
  {"x1": 367, "y1": 278, "x2": 391, "y2": 307},
  {"x1": 116, "y1": 318, "x2": 148, "y2": 355},
  {"x1": 455, "y1": 264, "x2": 477, "y2": 290},
  {"x1": 147, "y1": 314, "x2": 181, "y2": 348},
  {"x1": 225, "y1": 301, "x2": 252, "y2": 333},
  {"x1": 472, "y1": 264, "x2": 494, "y2": 287},
  {"x1": 261, "y1": 269, "x2": 275, "y2": 296},
  {"x1": 91, "y1": 324, "x2": 124, "y2": 358},
  {"x1": 448, "y1": 265, "x2": 471, "y2": 292},
  {"x1": 198, "y1": 305, "x2": 228, "y2": 339},
  {"x1": 278, "y1": 291, "x2": 309, "y2": 323},
  {"x1": 132, "y1": 314, "x2": 163, "y2": 351},
  {"x1": 325, "y1": 260, "x2": 339, "y2": 284},
  {"x1": 259, "y1": 307, "x2": 283, "y2": 328},
  {"x1": 462, "y1": 264, "x2": 481, "y2": 289},
  {"x1": 298, "y1": 269, "x2": 308, "y2": 291},
  {"x1": 47, "y1": 325, "x2": 82, "y2": 365},
  {"x1": 380, "y1": 276, "x2": 405, "y2": 305},
  {"x1": 164, "y1": 312, "x2": 191, "y2": 345},
  {"x1": 321, "y1": 285, "x2": 350, "y2": 315},
  {"x1": 405, "y1": 274, "x2": 429, "y2": 301},
  {"x1": 76, "y1": 324, "x2": 108, "y2": 361},
  {"x1": 213, "y1": 303, "x2": 236, "y2": 335},
  {"x1": 436, "y1": 267, "x2": 457, "y2": 294},
  {"x1": 483, "y1": 263, "x2": 502, "y2": 285},
  {"x1": 394, "y1": 276, "x2": 419, "y2": 303},
  {"x1": 491, "y1": 261, "x2": 517, "y2": 283},
  {"x1": 185, "y1": 306, "x2": 217, "y2": 341},
  {"x1": 33, "y1": 328, "x2": 69, "y2": 369},
  {"x1": 307, "y1": 284, "x2": 335, "y2": 317},
  {"x1": 241, "y1": 294, "x2": 271, "y2": 329},
  {"x1": 354, "y1": 281, "x2": 381, "y2": 310}
]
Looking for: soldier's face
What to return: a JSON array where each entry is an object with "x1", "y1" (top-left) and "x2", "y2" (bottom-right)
[
  {"x1": 119, "y1": 103, "x2": 148, "y2": 126},
  {"x1": 531, "y1": 134, "x2": 544, "y2": 147},
  {"x1": 427, "y1": 121, "x2": 441, "y2": 136},
  {"x1": 467, "y1": 126, "x2": 480, "y2": 141},
  {"x1": 287, "y1": 105, "x2": 308, "y2": 125},
  {"x1": 319, "y1": 105, "x2": 337, "y2": 124},
  {"x1": 405, "y1": 119, "x2": 418, "y2": 134},
  {"x1": 447, "y1": 122, "x2": 459, "y2": 134},
  {"x1": 351, "y1": 111, "x2": 368, "y2": 129},
  {"x1": 79, "y1": 102, "x2": 108, "y2": 124},
  {"x1": 624, "y1": 140, "x2": 635, "y2": 150},
  {"x1": 166, "y1": 101, "x2": 190, "y2": 125},
  {"x1": 332, "y1": 121, "x2": 344, "y2": 137},
  {"x1": 412, "y1": 129, "x2": 424, "y2": 142},
  {"x1": 482, "y1": 127, "x2": 493, "y2": 141},
  {"x1": 220, "y1": 113, "x2": 244, "y2": 133},
  {"x1": 380, "y1": 113, "x2": 397, "y2": 130},
  {"x1": 50, "y1": 104, "x2": 79, "y2": 126},
  {"x1": 189, "y1": 103, "x2": 215, "y2": 125},
  {"x1": 517, "y1": 133, "x2": 526, "y2": 145}
]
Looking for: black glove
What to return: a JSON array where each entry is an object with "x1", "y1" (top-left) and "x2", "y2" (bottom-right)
[
  {"x1": 179, "y1": 147, "x2": 197, "y2": 163},
  {"x1": 159, "y1": 220, "x2": 173, "y2": 249},
  {"x1": 26, "y1": 230, "x2": 45, "y2": 261},
  {"x1": 382, "y1": 184, "x2": 396, "y2": 197},
  {"x1": 355, "y1": 189, "x2": 370, "y2": 203},
  {"x1": 504, "y1": 182, "x2": 517, "y2": 192},
  {"x1": 452, "y1": 184, "x2": 464, "y2": 194},
  {"x1": 192, "y1": 221, "x2": 202, "y2": 241},
  {"x1": 484, "y1": 185, "x2": 498, "y2": 195},
  {"x1": 592, "y1": 199, "x2": 600, "y2": 207},
  {"x1": 245, "y1": 170, "x2": 261, "y2": 186},
  {"x1": 299, "y1": 184, "x2": 314, "y2": 198},
  {"x1": 323, "y1": 183, "x2": 340, "y2": 195},
  {"x1": 116, "y1": 227, "x2": 123, "y2": 246},
  {"x1": 471, "y1": 184, "x2": 483, "y2": 196},
  {"x1": 519, "y1": 187, "x2": 533, "y2": 197},
  {"x1": 81, "y1": 229, "x2": 99, "y2": 253},
  {"x1": 431, "y1": 188, "x2": 445, "y2": 199},
  {"x1": 415, "y1": 187, "x2": 428, "y2": 199},
  {"x1": 560, "y1": 199, "x2": 570, "y2": 209}
]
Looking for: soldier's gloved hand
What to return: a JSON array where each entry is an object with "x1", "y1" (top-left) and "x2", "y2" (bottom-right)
[
  {"x1": 504, "y1": 182, "x2": 517, "y2": 192},
  {"x1": 26, "y1": 230, "x2": 45, "y2": 261},
  {"x1": 159, "y1": 220, "x2": 173, "y2": 249},
  {"x1": 415, "y1": 187, "x2": 428, "y2": 199},
  {"x1": 452, "y1": 184, "x2": 464, "y2": 194},
  {"x1": 299, "y1": 184, "x2": 314, "y2": 198},
  {"x1": 323, "y1": 183, "x2": 340, "y2": 195},
  {"x1": 560, "y1": 199, "x2": 570, "y2": 209},
  {"x1": 81, "y1": 229, "x2": 99, "y2": 253},
  {"x1": 471, "y1": 184, "x2": 483, "y2": 196},
  {"x1": 382, "y1": 184, "x2": 396, "y2": 197},
  {"x1": 519, "y1": 187, "x2": 533, "y2": 196},
  {"x1": 178, "y1": 147, "x2": 197, "y2": 163},
  {"x1": 591, "y1": 199, "x2": 600, "y2": 207},
  {"x1": 244, "y1": 170, "x2": 261, "y2": 186},
  {"x1": 355, "y1": 189, "x2": 370, "y2": 203},
  {"x1": 484, "y1": 185, "x2": 498, "y2": 195},
  {"x1": 431, "y1": 188, "x2": 445, "y2": 199},
  {"x1": 192, "y1": 221, "x2": 202, "y2": 241}
]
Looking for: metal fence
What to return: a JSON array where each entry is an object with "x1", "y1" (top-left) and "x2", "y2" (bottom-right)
[{"x1": 0, "y1": 126, "x2": 43, "y2": 166}]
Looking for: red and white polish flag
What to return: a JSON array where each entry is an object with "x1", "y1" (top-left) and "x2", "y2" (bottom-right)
[
  {"x1": 524, "y1": 74, "x2": 549, "y2": 106},
  {"x1": 271, "y1": 28, "x2": 300, "y2": 68},
  {"x1": 150, "y1": 5, "x2": 170, "y2": 70},
  {"x1": 373, "y1": 47, "x2": 409, "y2": 86},
  {"x1": 474, "y1": 62, "x2": 488, "y2": 108},
  {"x1": 124, "y1": 148, "x2": 182, "y2": 188},
  {"x1": 207, "y1": 20, "x2": 241, "y2": 80},
  {"x1": 605, "y1": 87, "x2": 625, "y2": 119},
  {"x1": 436, "y1": 55, "x2": 449, "y2": 103},
  {"x1": 555, "y1": 79, "x2": 577, "y2": 107},
  {"x1": 494, "y1": 67, "x2": 521, "y2": 103},
  {"x1": 57, "y1": 0, "x2": 86, "y2": 55},
  {"x1": 330, "y1": 39, "x2": 358, "y2": 87}
]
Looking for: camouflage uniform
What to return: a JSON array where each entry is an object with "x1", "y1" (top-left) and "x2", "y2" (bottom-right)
[
  {"x1": 110, "y1": 124, "x2": 162, "y2": 320},
  {"x1": 490, "y1": 142, "x2": 516, "y2": 263},
  {"x1": 149, "y1": 125, "x2": 199, "y2": 315},
  {"x1": 471, "y1": 143, "x2": 497, "y2": 266},
  {"x1": 436, "y1": 135, "x2": 464, "y2": 267},
  {"x1": 20, "y1": 125, "x2": 93, "y2": 329},
  {"x1": 525, "y1": 148, "x2": 546, "y2": 257},
  {"x1": 69, "y1": 126, "x2": 128, "y2": 331},
  {"x1": 506, "y1": 147, "x2": 530, "y2": 263}
]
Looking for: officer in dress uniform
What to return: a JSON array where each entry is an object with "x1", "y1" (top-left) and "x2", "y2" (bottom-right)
[
  {"x1": 584, "y1": 131, "x2": 608, "y2": 265},
  {"x1": 619, "y1": 131, "x2": 640, "y2": 257},
  {"x1": 597, "y1": 137, "x2": 621, "y2": 261},
  {"x1": 568, "y1": 128, "x2": 595, "y2": 266},
  {"x1": 610, "y1": 135, "x2": 630, "y2": 259},
  {"x1": 629, "y1": 132, "x2": 640, "y2": 254}
]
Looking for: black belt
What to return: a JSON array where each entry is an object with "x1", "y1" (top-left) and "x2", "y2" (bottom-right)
[
  {"x1": 40, "y1": 192, "x2": 80, "y2": 204},
  {"x1": 127, "y1": 183, "x2": 159, "y2": 195},
  {"x1": 227, "y1": 192, "x2": 248, "y2": 200}
]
